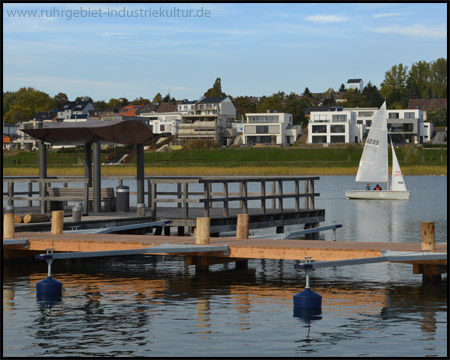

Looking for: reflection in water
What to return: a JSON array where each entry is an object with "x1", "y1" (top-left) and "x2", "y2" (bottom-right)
[{"x1": 3, "y1": 252, "x2": 447, "y2": 357}]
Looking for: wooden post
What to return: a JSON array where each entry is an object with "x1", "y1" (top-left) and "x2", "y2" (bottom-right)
[
  {"x1": 196, "y1": 217, "x2": 210, "y2": 245},
  {"x1": 51, "y1": 210, "x2": 64, "y2": 234},
  {"x1": 4, "y1": 213, "x2": 15, "y2": 239},
  {"x1": 420, "y1": 222, "x2": 441, "y2": 283},
  {"x1": 236, "y1": 214, "x2": 250, "y2": 240},
  {"x1": 421, "y1": 222, "x2": 435, "y2": 251}
]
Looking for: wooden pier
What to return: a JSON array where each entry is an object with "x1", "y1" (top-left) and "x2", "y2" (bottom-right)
[
  {"x1": 4, "y1": 229, "x2": 447, "y2": 282},
  {"x1": 5, "y1": 175, "x2": 325, "y2": 235}
]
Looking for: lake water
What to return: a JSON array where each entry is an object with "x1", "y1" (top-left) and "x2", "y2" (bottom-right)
[{"x1": 3, "y1": 176, "x2": 447, "y2": 357}]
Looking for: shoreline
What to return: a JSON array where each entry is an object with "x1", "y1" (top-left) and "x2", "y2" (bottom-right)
[{"x1": 3, "y1": 165, "x2": 447, "y2": 177}]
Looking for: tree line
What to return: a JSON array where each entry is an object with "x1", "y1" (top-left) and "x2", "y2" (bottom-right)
[{"x1": 3, "y1": 58, "x2": 447, "y2": 127}]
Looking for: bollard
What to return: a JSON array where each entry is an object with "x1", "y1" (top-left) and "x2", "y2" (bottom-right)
[
  {"x1": 421, "y1": 222, "x2": 435, "y2": 251},
  {"x1": 4, "y1": 206, "x2": 15, "y2": 239},
  {"x1": 196, "y1": 217, "x2": 210, "y2": 245},
  {"x1": 236, "y1": 213, "x2": 250, "y2": 240},
  {"x1": 72, "y1": 205, "x2": 82, "y2": 223},
  {"x1": 51, "y1": 210, "x2": 64, "y2": 234},
  {"x1": 137, "y1": 203, "x2": 145, "y2": 217}
]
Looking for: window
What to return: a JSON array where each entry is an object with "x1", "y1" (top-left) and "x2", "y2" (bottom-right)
[
  {"x1": 330, "y1": 125, "x2": 345, "y2": 133},
  {"x1": 312, "y1": 135, "x2": 327, "y2": 143},
  {"x1": 388, "y1": 112, "x2": 399, "y2": 119},
  {"x1": 312, "y1": 125, "x2": 327, "y2": 133},
  {"x1": 358, "y1": 111, "x2": 373, "y2": 117},
  {"x1": 313, "y1": 114, "x2": 328, "y2": 122},
  {"x1": 160, "y1": 125, "x2": 165, "y2": 132},
  {"x1": 330, "y1": 135, "x2": 345, "y2": 143},
  {"x1": 404, "y1": 112, "x2": 415, "y2": 119},
  {"x1": 357, "y1": 120, "x2": 363, "y2": 124},
  {"x1": 256, "y1": 125, "x2": 269, "y2": 134},
  {"x1": 366, "y1": 120, "x2": 372, "y2": 127},
  {"x1": 332, "y1": 114, "x2": 347, "y2": 122}
]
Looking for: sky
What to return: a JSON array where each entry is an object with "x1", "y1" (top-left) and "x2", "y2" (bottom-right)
[{"x1": 3, "y1": 2, "x2": 447, "y2": 103}]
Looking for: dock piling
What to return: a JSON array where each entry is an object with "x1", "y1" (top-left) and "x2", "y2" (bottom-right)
[
  {"x1": 236, "y1": 214, "x2": 250, "y2": 240},
  {"x1": 420, "y1": 222, "x2": 442, "y2": 283},
  {"x1": 195, "y1": 217, "x2": 210, "y2": 245},
  {"x1": 4, "y1": 206, "x2": 15, "y2": 239},
  {"x1": 51, "y1": 210, "x2": 64, "y2": 235}
]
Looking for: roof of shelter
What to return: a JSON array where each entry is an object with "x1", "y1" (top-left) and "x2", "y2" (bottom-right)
[{"x1": 20, "y1": 120, "x2": 153, "y2": 146}]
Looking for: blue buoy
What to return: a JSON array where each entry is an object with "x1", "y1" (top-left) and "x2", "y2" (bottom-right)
[
  {"x1": 293, "y1": 257, "x2": 322, "y2": 318},
  {"x1": 36, "y1": 276, "x2": 62, "y2": 301}
]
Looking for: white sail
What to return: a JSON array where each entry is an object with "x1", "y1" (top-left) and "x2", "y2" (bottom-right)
[
  {"x1": 390, "y1": 140, "x2": 407, "y2": 191},
  {"x1": 355, "y1": 102, "x2": 388, "y2": 183}
]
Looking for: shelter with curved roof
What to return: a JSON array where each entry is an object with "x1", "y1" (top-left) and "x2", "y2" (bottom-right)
[{"x1": 21, "y1": 120, "x2": 153, "y2": 213}]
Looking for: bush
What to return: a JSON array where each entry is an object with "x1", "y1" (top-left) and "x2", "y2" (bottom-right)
[{"x1": 184, "y1": 139, "x2": 219, "y2": 150}]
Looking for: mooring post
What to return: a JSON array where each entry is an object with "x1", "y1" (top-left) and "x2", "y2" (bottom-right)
[
  {"x1": 236, "y1": 214, "x2": 249, "y2": 240},
  {"x1": 420, "y1": 222, "x2": 441, "y2": 283},
  {"x1": 235, "y1": 213, "x2": 249, "y2": 270},
  {"x1": 51, "y1": 210, "x2": 64, "y2": 235},
  {"x1": 195, "y1": 217, "x2": 210, "y2": 273},
  {"x1": 4, "y1": 206, "x2": 15, "y2": 239},
  {"x1": 195, "y1": 217, "x2": 210, "y2": 245}
]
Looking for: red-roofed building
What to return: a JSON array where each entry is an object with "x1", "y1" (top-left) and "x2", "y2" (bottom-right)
[{"x1": 118, "y1": 105, "x2": 143, "y2": 118}]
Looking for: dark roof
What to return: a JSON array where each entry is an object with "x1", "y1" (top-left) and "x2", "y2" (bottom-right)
[
  {"x1": 347, "y1": 79, "x2": 362, "y2": 83},
  {"x1": 155, "y1": 102, "x2": 180, "y2": 113},
  {"x1": 32, "y1": 111, "x2": 57, "y2": 121},
  {"x1": 408, "y1": 99, "x2": 447, "y2": 111},
  {"x1": 58, "y1": 101, "x2": 92, "y2": 111},
  {"x1": 303, "y1": 106, "x2": 330, "y2": 115},
  {"x1": 198, "y1": 96, "x2": 227, "y2": 104},
  {"x1": 21, "y1": 120, "x2": 153, "y2": 146}
]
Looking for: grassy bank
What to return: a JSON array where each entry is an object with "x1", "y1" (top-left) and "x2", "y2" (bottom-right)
[{"x1": 3, "y1": 146, "x2": 447, "y2": 176}]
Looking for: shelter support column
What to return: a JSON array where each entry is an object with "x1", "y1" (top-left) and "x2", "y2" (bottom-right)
[
  {"x1": 38, "y1": 139, "x2": 47, "y2": 214},
  {"x1": 93, "y1": 139, "x2": 101, "y2": 213},
  {"x1": 136, "y1": 143, "x2": 145, "y2": 206},
  {"x1": 84, "y1": 144, "x2": 92, "y2": 187}
]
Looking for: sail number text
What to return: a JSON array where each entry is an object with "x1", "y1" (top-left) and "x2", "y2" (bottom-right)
[{"x1": 366, "y1": 138, "x2": 379, "y2": 146}]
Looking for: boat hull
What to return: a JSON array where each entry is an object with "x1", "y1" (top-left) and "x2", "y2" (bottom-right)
[{"x1": 345, "y1": 190, "x2": 410, "y2": 200}]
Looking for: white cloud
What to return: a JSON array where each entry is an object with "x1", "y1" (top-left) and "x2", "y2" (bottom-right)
[
  {"x1": 305, "y1": 14, "x2": 349, "y2": 23},
  {"x1": 373, "y1": 24, "x2": 446, "y2": 39},
  {"x1": 373, "y1": 12, "x2": 401, "y2": 19}
]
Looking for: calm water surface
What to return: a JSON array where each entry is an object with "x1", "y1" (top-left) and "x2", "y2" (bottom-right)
[{"x1": 3, "y1": 176, "x2": 447, "y2": 357}]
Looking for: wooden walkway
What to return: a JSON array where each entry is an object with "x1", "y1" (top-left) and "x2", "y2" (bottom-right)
[{"x1": 5, "y1": 232, "x2": 447, "y2": 264}]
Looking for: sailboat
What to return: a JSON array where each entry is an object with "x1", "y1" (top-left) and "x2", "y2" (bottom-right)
[{"x1": 345, "y1": 101, "x2": 410, "y2": 200}]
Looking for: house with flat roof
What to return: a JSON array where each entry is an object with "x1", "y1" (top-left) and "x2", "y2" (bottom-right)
[{"x1": 243, "y1": 112, "x2": 300, "y2": 146}]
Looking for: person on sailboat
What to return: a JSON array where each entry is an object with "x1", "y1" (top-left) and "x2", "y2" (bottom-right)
[
  {"x1": 374, "y1": 184, "x2": 382, "y2": 190},
  {"x1": 366, "y1": 184, "x2": 371, "y2": 190}
]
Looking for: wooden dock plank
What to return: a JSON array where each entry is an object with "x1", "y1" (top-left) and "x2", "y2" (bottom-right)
[{"x1": 7, "y1": 232, "x2": 447, "y2": 264}]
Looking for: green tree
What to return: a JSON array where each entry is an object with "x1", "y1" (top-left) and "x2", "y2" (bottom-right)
[
  {"x1": 93, "y1": 100, "x2": 107, "y2": 110},
  {"x1": 152, "y1": 92, "x2": 163, "y2": 105},
  {"x1": 2, "y1": 87, "x2": 55, "y2": 123},
  {"x1": 54, "y1": 92, "x2": 69, "y2": 108},
  {"x1": 380, "y1": 63, "x2": 408, "y2": 107},
  {"x1": 427, "y1": 108, "x2": 447, "y2": 127},
  {"x1": 362, "y1": 81, "x2": 383, "y2": 107},
  {"x1": 303, "y1": 87, "x2": 312, "y2": 97},
  {"x1": 257, "y1": 92, "x2": 285, "y2": 113},
  {"x1": 203, "y1": 78, "x2": 227, "y2": 97},
  {"x1": 284, "y1": 92, "x2": 308, "y2": 126},
  {"x1": 231, "y1": 96, "x2": 257, "y2": 119},
  {"x1": 75, "y1": 96, "x2": 93, "y2": 102},
  {"x1": 339, "y1": 83, "x2": 346, "y2": 92},
  {"x1": 429, "y1": 58, "x2": 447, "y2": 98},
  {"x1": 406, "y1": 61, "x2": 430, "y2": 99},
  {"x1": 130, "y1": 97, "x2": 151, "y2": 105}
]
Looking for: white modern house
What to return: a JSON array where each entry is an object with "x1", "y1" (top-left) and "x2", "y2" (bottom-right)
[
  {"x1": 347, "y1": 79, "x2": 364, "y2": 92},
  {"x1": 386, "y1": 108, "x2": 430, "y2": 144},
  {"x1": 308, "y1": 107, "x2": 361, "y2": 144},
  {"x1": 345, "y1": 107, "x2": 378, "y2": 134},
  {"x1": 242, "y1": 112, "x2": 300, "y2": 145}
]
